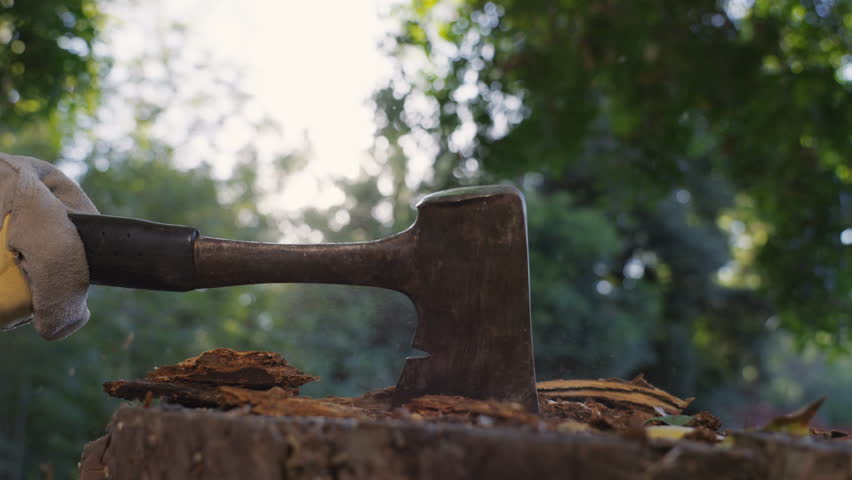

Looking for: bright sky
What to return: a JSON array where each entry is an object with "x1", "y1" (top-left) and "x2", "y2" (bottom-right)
[{"x1": 101, "y1": 0, "x2": 400, "y2": 213}]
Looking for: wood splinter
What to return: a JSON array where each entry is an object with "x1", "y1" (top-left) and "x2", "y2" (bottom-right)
[{"x1": 104, "y1": 348, "x2": 318, "y2": 409}]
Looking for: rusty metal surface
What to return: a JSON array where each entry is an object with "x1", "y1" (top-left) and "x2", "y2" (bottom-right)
[
  {"x1": 71, "y1": 185, "x2": 538, "y2": 411},
  {"x1": 389, "y1": 186, "x2": 538, "y2": 411}
]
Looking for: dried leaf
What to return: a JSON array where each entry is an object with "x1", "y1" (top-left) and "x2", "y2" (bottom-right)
[{"x1": 761, "y1": 397, "x2": 825, "y2": 436}]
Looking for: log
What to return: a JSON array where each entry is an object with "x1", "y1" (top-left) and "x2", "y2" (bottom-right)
[{"x1": 79, "y1": 406, "x2": 852, "y2": 480}]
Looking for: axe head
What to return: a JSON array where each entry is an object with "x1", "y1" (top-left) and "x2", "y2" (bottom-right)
[{"x1": 392, "y1": 185, "x2": 539, "y2": 412}]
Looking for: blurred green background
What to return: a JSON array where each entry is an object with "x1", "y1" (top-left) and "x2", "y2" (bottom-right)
[{"x1": 1, "y1": 0, "x2": 851, "y2": 477}]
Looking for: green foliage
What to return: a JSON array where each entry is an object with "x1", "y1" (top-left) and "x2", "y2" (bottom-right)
[
  {"x1": 267, "y1": 285, "x2": 415, "y2": 398},
  {"x1": 381, "y1": 0, "x2": 852, "y2": 343},
  {"x1": 645, "y1": 415, "x2": 694, "y2": 427},
  {"x1": 364, "y1": 0, "x2": 851, "y2": 402},
  {"x1": 0, "y1": 0, "x2": 104, "y2": 153},
  {"x1": 525, "y1": 190, "x2": 660, "y2": 379}
]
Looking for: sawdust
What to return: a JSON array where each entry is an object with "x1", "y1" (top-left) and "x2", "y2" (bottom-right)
[
  {"x1": 218, "y1": 387, "x2": 382, "y2": 418},
  {"x1": 401, "y1": 395, "x2": 543, "y2": 428}
]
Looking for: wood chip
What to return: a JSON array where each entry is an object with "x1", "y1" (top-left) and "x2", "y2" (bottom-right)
[
  {"x1": 688, "y1": 411, "x2": 722, "y2": 431},
  {"x1": 146, "y1": 348, "x2": 317, "y2": 390},
  {"x1": 537, "y1": 376, "x2": 693, "y2": 415},
  {"x1": 402, "y1": 395, "x2": 542, "y2": 427},
  {"x1": 214, "y1": 385, "x2": 380, "y2": 418},
  {"x1": 104, "y1": 380, "x2": 226, "y2": 408},
  {"x1": 104, "y1": 348, "x2": 317, "y2": 409},
  {"x1": 102, "y1": 349, "x2": 716, "y2": 438},
  {"x1": 542, "y1": 398, "x2": 654, "y2": 432}
]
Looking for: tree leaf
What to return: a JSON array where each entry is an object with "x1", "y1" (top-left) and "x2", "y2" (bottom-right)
[
  {"x1": 760, "y1": 397, "x2": 826, "y2": 436},
  {"x1": 644, "y1": 415, "x2": 694, "y2": 426}
]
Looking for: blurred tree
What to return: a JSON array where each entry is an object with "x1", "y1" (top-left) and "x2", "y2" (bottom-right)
[
  {"x1": 0, "y1": 0, "x2": 105, "y2": 155},
  {"x1": 342, "y1": 0, "x2": 852, "y2": 402},
  {"x1": 1, "y1": 0, "x2": 850, "y2": 476}
]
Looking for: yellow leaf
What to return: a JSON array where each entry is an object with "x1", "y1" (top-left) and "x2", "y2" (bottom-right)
[
  {"x1": 646, "y1": 425, "x2": 694, "y2": 441},
  {"x1": 760, "y1": 397, "x2": 825, "y2": 436}
]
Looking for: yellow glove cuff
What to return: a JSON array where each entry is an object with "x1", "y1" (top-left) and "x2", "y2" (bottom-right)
[{"x1": 0, "y1": 214, "x2": 33, "y2": 328}]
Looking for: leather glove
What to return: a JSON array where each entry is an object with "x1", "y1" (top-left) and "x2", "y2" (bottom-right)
[{"x1": 0, "y1": 152, "x2": 99, "y2": 340}]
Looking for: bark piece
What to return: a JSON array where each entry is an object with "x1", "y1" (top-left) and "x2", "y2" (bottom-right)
[
  {"x1": 401, "y1": 395, "x2": 543, "y2": 428},
  {"x1": 146, "y1": 348, "x2": 317, "y2": 389},
  {"x1": 542, "y1": 398, "x2": 655, "y2": 433},
  {"x1": 218, "y1": 386, "x2": 384, "y2": 419},
  {"x1": 104, "y1": 348, "x2": 319, "y2": 410},
  {"x1": 104, "y1": 379, "x2": 227, "y2": 408},
  {"x1": 688, "y1": 411, "x2": 723, "y2": 431},
  {"x1": 103, "y1": 381, "x2": 387, "y2": 419},
  {"x1": 107, "y1": 349, "x2": 691, "y2": 432},
  {"x1": 330, "y1": 386, "x2": 395, "y2": 411},
  {"x1": 537, "y1": 376, "x2": 693, "y2": 415}
]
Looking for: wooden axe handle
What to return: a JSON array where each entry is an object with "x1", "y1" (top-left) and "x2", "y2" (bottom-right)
[{"x1": 68, "y1": 213, "x2": 412, "y2": 293}]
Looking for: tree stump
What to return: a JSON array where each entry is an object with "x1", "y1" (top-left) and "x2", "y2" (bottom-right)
[{"x1": 79, "y1": 406, "x2": 852, "y2": 480}]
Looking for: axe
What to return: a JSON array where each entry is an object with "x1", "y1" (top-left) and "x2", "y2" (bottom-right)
[{"x1": 69, "y1": 185, "x2": 539, "y2": 411}]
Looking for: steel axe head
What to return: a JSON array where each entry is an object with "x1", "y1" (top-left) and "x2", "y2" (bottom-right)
[{"x1": 392, "y1": 185, "x2": 539, "y2": 412}]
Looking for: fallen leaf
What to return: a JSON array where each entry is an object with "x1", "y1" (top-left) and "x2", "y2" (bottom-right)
[{"x1": 760, "y1": 397, "x2": 825, "y2": 436}]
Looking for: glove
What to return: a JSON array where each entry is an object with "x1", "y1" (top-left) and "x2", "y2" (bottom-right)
[{"x1": 0, "y1": 152, "x2": 99, "y2": 340}]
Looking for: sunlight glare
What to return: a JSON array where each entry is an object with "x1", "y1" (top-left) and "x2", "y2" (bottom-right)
[
  {"x1": 108, "y1": 0, "x2": 402, "y2": 213},
  {"x1": 841, "y1": 228, "x2": 852, "y2": 245},
  {"x1": 184, "y1": 0, "x2": 398, "y2": 210}
]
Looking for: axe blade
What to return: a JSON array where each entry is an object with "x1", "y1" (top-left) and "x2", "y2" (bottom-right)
[{"x1": 391, "y1": 185, "x2": 539, "y2": 412}]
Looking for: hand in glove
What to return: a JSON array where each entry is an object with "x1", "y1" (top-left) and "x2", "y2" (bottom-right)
[{"x1": 0, "y1": 152, "x2": 99, "y2": 340}]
